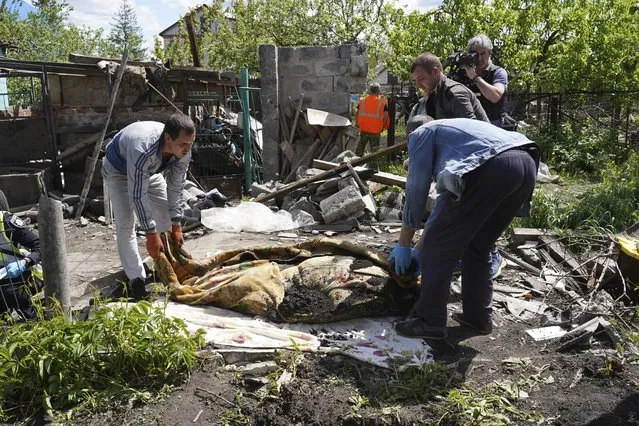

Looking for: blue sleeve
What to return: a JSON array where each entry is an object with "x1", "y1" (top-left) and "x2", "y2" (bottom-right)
[
  {"x1": 493, "y1": 67, "x2": 508, "y2": 89},
  {"x1": 402, "y1": 128, "x2": 435, "y2": 229}
]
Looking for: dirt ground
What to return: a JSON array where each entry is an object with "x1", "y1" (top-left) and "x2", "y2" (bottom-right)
[{"x1": 63, "y1": 221, "x2": 639, "y2": 426}]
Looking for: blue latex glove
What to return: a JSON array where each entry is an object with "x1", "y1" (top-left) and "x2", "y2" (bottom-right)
[
  {"x1": 388, "y1": 244, "x2": 412, "y2": 275},
  {"x1": 411, "y1": 248, "x2": 422, "y2": 276},
  {"x1": 6, "y1": 260, "x2": 27, "y2": 278}
]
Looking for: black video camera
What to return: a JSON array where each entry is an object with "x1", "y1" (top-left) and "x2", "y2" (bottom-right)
[{"x1": 443, "y1": 51, "x2": 478, "y2": 82}]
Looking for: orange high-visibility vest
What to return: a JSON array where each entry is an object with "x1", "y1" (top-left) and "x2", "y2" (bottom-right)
[{"x1": 357, "y1": 95, "x2": 388, "y2": 134}]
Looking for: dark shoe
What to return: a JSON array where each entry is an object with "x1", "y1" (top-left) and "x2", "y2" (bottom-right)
[
  {"x1": 452, "y1": 312, "x2": 492, "y2": 335},
  {"x1": 490, "y1": 250, "x2": 506, "y2": 279},
  {"x1": 393, "y1": 317, "x2": 447, "y2": 340},
  {"x1": 90, "y1": 281, "x2": 128, "y2": 305},
  {"x1": 128, "y1": 278, "x2": 149, "y2": 302}
]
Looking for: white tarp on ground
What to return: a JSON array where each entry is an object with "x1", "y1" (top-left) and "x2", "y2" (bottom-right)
[{"x1": 163, "y1": 302, "x2": 433, "y2": 369}]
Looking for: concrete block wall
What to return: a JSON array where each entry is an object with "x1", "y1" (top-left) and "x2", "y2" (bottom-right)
[{"x1": 259, "y1": 43, "x2": 368, "y2": 180}]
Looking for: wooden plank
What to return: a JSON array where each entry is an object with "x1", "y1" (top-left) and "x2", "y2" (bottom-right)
[
  {"x1": 312, "y1": 159, "x2": 407, "y2": 188},
  {"x1": 539, "y1": 236, "x2": 588, "y2": 282},
  {"x1": 75, "y1": 49, "x2": 128, "y2": 220},
  {"x1": 255, "y1": 141, "x2": 408, "y2": 203},
  {"x1": 512, "y1": 228, "x2": 557, "y2": 245}
]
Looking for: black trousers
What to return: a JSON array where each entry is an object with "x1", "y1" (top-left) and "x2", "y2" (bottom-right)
[{"x1": 412, "y1": 149, "x2": 537, "y2": 327}]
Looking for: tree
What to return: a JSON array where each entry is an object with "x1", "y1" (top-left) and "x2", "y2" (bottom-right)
[
  {"x1": 159, "y1": 0, "x2": 397, "y2": 73},
  {"x1": 108, "y1": 0, "x2": 145, "y2": 60},
  {"x1": 384, "y1": 0, "x2": 639, "y2": 94}
]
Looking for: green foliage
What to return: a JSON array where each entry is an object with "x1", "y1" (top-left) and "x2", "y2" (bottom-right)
[
  {"x1": 0, "y1": 301, "x2": 205, "y2": 421},
  {"x1": 438, "y1": 374, "x2": 552, "y2": 425},
  {"x1": 159, "y1": 0, "x2": 397, "y2": 73},
  {"x1": 524, "y1": 121, "x2": 625, "y2": 178},
  {"x1": 513, "y1": 151, "x2": 639, "y2": 237},
  {"x1": 107, "y1": 0, "x2": 146, "y2": 60},
  {"x1": 384, "y1": 0, "x2": 639, "y2": 93},
  {"x1": 0, "y1": 0, "x2": 114, "y2": 62}
]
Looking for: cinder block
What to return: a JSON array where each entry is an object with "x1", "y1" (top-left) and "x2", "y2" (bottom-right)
[
  {"x1": 278, "y1": 62, "x2": 313, "y2": 77},
  {"x1": 315, "y1": 58, "x2": 350, "y2": 77},
  {"x1": 334, "y1": 76, "x2": 367, "y2": 93},
  {"x1": 301, "y1": 91, "x2": 351, "y2": 118},
  {"x1": 350, "y1": 55, "x2": 368, "y2": 77},
  {"x1": 320, "y1": 185, "x2": 366, "y2": 223},
  {"x1": 288, "y1": 196, "x2": 322, "y2": 222},
  {"x1": 280, "y1": 76, "x2": 334, "y2": 94},
  {"x1": 339, "y1": 44, "x2": 353, "y2": 59}
]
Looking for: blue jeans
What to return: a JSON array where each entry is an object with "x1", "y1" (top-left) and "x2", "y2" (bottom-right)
[{"x1": 412, "y1": 148, "x2": 537, "y2": 327}]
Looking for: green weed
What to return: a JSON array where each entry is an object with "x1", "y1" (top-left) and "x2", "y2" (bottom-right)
[
  {"x1": 0, "y1": 301, "x2": 205, "y2": 422},
  {"x1": 438, "y1": 374, "x2": 553, "y2": 425}
]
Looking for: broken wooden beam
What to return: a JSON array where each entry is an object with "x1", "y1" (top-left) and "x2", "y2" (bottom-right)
[
  {"x1": 511, "y1": 228, "x2": 557, "y2": 245},
  {"x1": 312, "y1": 159, "x2": 407, "y2": 188},
  {"x1": 255, "y1": 142, "x2": 408, "y2": 203},
  {"x1": 539, "y1": 236, "x2": 589, "y2": 283}
]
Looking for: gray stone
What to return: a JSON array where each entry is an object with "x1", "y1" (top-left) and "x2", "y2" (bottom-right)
[
  {"x1": 320, "y1": 185, "x2": 366, "y2": 223},
  {"x1": 250, "y1": 182, "x2": 276, "y2": 198},
  {"x1": 280, "y1": 76, "x2": 334, "y2": 94},
  {"x1": 281, "y1": 195, "x2": 297, "y2": 211},
  {"x1": 378, "y1": 206, "x2": 402, "y2": 222},
  {"x1": 331, "y1": 150, "x2": 359, "y2": 163},
  {"x1": 296, "y1": 167, "x2": 324, "y2": 181},
  {"x1": 315, "y1": 177, "x2": 341, "y2": 197},
  {"x1": 334, "y1": 76, "x2": 367, "y2": 93},
  {"x1": 338, "y1": 176, "x2": 358, "y2": 191},
  {"x1": 381, "y1": 190, "x2": 404, "y2": 208},
  {"x1": 278, "y1": 62, "x2": 313, "y2": 77},
  {"x1": 338, "y1": 44, "x2": 352, "y2": 59},
  {"x1": 301, "y1": 91, "x2": 351, "y2": 118},
  {"x1": 288, "y1": 196, "x2": 322, "y2": 222},
  {"x1": 315, "y1": 58, "x2": 350, "y2": 76},
  {"x1": 290, "y1": 209, "x2": 317, "y2": 226},
  {"x1": 350, "y1": 54, "x2": 368, "y2": 77}
]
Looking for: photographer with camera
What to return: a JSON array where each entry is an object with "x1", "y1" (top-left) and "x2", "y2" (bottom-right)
[
  {"x1": 408, "y1": 53, "x2": 488, "y2": 123},
  {"x1": 459, "y1": 35, "x2": 509, "y2": 128}
]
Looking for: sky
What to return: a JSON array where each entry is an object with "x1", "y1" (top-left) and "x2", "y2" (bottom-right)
[{"x1": 19, "y1": 0, "x2": 443, "y2": 54}]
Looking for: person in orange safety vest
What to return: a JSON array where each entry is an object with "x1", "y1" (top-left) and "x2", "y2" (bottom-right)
[{"x1": 355, "y1": 83, "x2": 390, "y2": 157}]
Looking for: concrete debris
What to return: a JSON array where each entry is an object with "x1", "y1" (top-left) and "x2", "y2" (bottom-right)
[{"x1": 319, "y1": 185, "x2": 366, "y2": 224}]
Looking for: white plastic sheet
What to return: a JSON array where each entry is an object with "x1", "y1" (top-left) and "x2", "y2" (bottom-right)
[{"x1": 201, "y1": 202, "x2": 315, "y2": 233}]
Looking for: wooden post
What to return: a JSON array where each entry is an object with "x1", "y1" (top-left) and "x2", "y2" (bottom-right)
[{"x1": 75, "y1": 49, "x2": 128, "y2": 221}]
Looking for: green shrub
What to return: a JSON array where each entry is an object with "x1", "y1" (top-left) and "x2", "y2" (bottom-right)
[
  {"x1": 524, "y1": 120, "x2": 626, "y2": 179},
  {"x1": 0, "y1": 301, "x2": 205, "y2": 421}
]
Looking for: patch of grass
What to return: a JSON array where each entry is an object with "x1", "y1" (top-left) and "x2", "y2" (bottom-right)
[
  {"x1": 510, "y1": 151, "x2": 639, "y2": 251},
  {"x1": 438, "y1": 373, "x2": 554, "y2": 425},
  {"x1": 0, "y1": 301, "x2": 205, "y2": 422}
]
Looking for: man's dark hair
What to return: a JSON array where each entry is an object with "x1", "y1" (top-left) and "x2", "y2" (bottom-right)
[
  {"x1": 410, "y1": 53, "x2": 443, "y2": 73},
  {"x1": 163, "y1": 113, "x2": 196, "y2": 140},
  {"x1": 407, "y1": 115, "x2": 434, "y2": 135}
]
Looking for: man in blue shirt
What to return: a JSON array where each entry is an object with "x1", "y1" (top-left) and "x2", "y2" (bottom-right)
[{"x1": 389, "y1": 117, "x2": 539, "y2": 339}]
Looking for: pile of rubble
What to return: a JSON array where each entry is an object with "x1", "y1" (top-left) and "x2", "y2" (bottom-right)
[
  {"x1": 249, "y1": 149, "x2": 419, "y2": 232},
  {"x1": 481, "y1": 226, "x2": 639, "y2": 354}
]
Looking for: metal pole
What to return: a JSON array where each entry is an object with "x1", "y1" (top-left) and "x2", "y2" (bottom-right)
[
  {"x1": 39, "y1": 195, "x2": 70, "y2": 319},
  {"x1": 240, "y1": 68, "x2": 253, "y2": 189}
]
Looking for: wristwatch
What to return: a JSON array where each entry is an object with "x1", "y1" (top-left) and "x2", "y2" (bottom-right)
[{"x1": 473, "y1": 75, "x2": 482, "y2": 83}]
